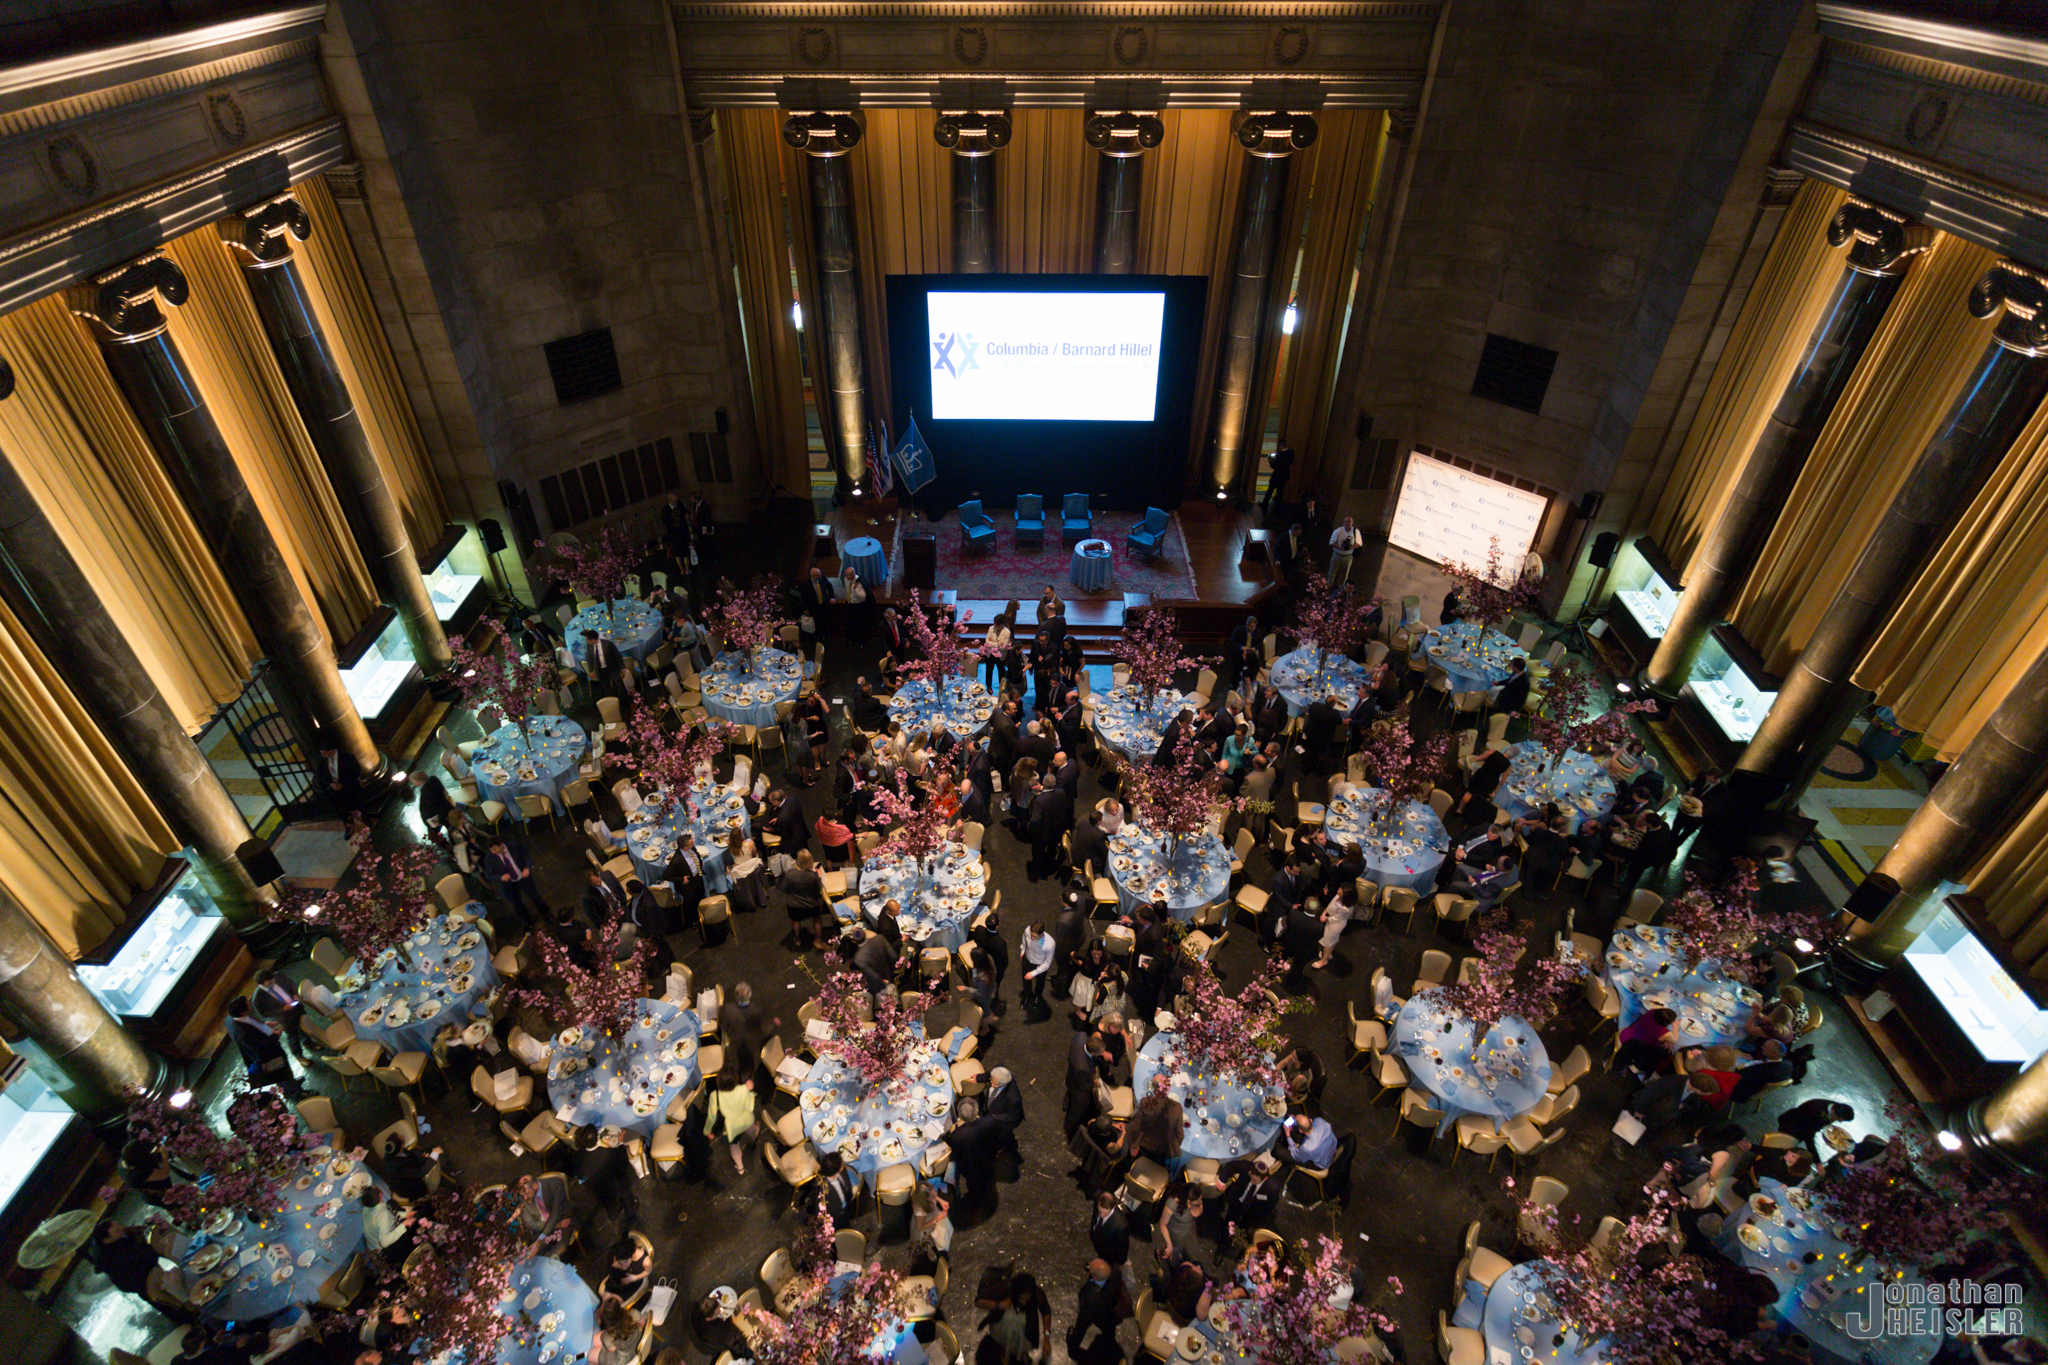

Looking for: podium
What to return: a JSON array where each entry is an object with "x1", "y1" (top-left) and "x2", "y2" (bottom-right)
[{"x1": 903, "y1": 532, "x2": 937, "y2": 591}]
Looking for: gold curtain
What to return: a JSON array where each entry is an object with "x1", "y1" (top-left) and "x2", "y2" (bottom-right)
[
  {"x1": 293, "y1": 176, "x2": 451, "y2": 552},
  {"x1": 161, "y1": 229, "x2": 378, "y2": 648},
  {"x1": 1647, "y1": 181, "x2": 1852, "y2": 574},
  {"x1": 718, "y1": 109, "x2": 811, "y2": 497},
  {"x1": 0, "y1": 296, "x2": 258, "y2": 732},
  {"x1": 1855, "y1": 394, "x2": 2048, "y2": 757},
  {"x1": 1729, "y1": 232, "x2": 2001, "y2": 672},
  {"x1": 1963, "y1": 791, "x2": 2048, "y2": 980},
  {"x1": 993, "y1": 107, "x2": 1096, "y2": 275},
  {"x1": 0, "y1": 594, "x2": 179, "y2": 957},
  {"x1": 1270, "y1": 110, "x2": 1387, "y2": 479}
]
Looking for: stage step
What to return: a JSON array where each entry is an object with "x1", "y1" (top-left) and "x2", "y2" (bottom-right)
[{"x1": 952, "y1": 597, "x2": 1125, "y2": 662}]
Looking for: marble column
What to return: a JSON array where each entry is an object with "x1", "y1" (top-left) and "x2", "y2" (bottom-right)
[
  {"x1": 0, "y1": 360, "x2": 276, "y2": 934},
  {"x1": 1733, "y1": 260, "x2": 2048, "y2": 807},
  {"x1": 1967, "y1": 1049, "x2": 2048, "y2": 1176},
  {"x1": 1085, "y1": 112, "x2": 1163, "y2": 275},
  {"x1": 784, "y1": 112, "x2": 870, "y2": 491},
  {"x1": 1206, "y1": 112, "x2": 1314, "y2": 499},
  {"x1": 1644, "y1": 201, "x2": 1926, "y2": 697},
  {"x1": 220, "y1": 194, "x2": 451, "y2": 671},
  {"x1": 937, "y1": 111, "x2": 1008, "y2": 274},
  {"x1": 0, "y1": 882, "x2": 169, "y2": 1123},
  {"x1": 1837, "y1": 639, "x2": 2048, "y2": 970},
  {"x1": 70, "y1": 254, "x2": 386, "y2": 792}
]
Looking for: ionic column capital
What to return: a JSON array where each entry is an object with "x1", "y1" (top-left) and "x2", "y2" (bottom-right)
[
  {"x1": 68, "y1": 253, "x2": 186, "y2": 342},
  {"x1": 1970, "y1": 260, "x2": 2048, "y2": 356},
  {"x1": 1235, "y1": 111, "x2": 1317, "y2": 159},
  {"x1": 218, "y1": 193, "x2": 312, "y2": 269},
  {"x1": 1827, "y1": 198, "x2": 1930, "y2": 276},
  {"x1": 783, "y1": 111, "x2": 862, "y2": 157}
]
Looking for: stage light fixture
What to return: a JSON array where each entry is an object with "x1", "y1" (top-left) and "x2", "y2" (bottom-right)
[
  {"x1": 1282, "y1": 303, "x2": 1299, "y2": 335},
  {"x1": 792, "y1": 301, "x2": 805, "y2": 331},
  {"x1": 1793, "y1": 937, "x2": 1815, "y2": 954},
  {"x1": 1937, "y1": 1129, "x2": 1963, "y2": 1151},
  {"x1": 168, "y1": 1088, "x2": 194, "y2": 1109}
]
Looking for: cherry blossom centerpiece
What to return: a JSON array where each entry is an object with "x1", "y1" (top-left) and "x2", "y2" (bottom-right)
[
  {"x1": 1113, "y1": 605, "x2": 1201, "y2": 711},
  {"x1": 899, "y1": 588, "x2": 971, "y2": 693},
  {"x1": 537, "y1": 525, "x2": 644, "y2": 623},
  {"x1": 365, "y1": 1182, "x2": 544, "y2": 1364},
  {"x1": 1439, "y1": 909, "x2": 1589, "y2": 1033},
  {"x1": 1439, "y1": 537, "x2": 1543, "y2": 629},
  {"x1": 127, "y1": 1090, "x2": 324, "y2": 1229},
  {"x1": 1122, "y1": 742, "x2": 1235, "y2": 865},
  {"x1": 867, "y1": 767, "x2": 954, "y2": 899},
  {"x1": 749, "y1": 1211, "x2": 909, "y2": 1365},
  {"x1": 1657, "y1": 860, "x2": 1836, "y2": 983},
  {"x1": 276, "y1": 834, "x2": 440, "y2": 971},
  {"x1": 1222, "y1": 1234, "x2": 1403, "y2": 1365},
  {"x1": 1521, "y1": 662, "x2": 1655, "y2": 767},
  {"x1": 1170, "y1": 958, "x2": 1298, "y2": 1090},
  {"x1": 447, "y1": 634, "x2": 559, "y2": 746},
  {"x1": 702, "y1": 578, "x2": 790, "y2": 677},
  {"x1": 1289, "y1": 570, "x2": 1379, "y2": 686},
  {"x1": 509, "y1": 911, "x2": 652, "y2": 1039},
  {"x1": 810, "y1": 969, "x2": 935, "y2": 1089},
  {"x1": 1348, "y1": 717, "x2": 1453, "y2": 838},
  {"x1": 605, "y1": 699, "x2": 732, "y2": 822}
]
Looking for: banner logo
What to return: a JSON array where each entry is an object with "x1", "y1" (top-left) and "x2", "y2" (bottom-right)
[{"x1": 931, "y1": 331, "x2": 980, "y2": 377}]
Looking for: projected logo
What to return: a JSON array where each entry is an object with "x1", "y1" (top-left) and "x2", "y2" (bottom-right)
[{"x1": 932, "y1": 331, "x2": 981, "y2": 377}]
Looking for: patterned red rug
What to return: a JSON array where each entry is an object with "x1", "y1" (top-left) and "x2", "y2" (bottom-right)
[{"x1": 890, "y1": 511, "x2": 1200, "y2": 601}]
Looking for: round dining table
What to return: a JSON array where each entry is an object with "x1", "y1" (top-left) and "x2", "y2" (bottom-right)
[
  {"x1": 622, "y1": 781, "x2": 750, "y2": 893},
  {"x1": 1604, "y1": 923, "x2": 1760, "y2": 1048},
  {"x1": 174, "y1": 1146, "x2": 381, "y2": 1322},
  {"x1": 1131, "y1": 1031, "x2": 1287, "y2": 1162},
  {"x1": 857, "y1": 842, "x2": 987, "y2": 950},
  {"x1": 546, "y1": 999, "x2": 702, "y2": 1138},
  {"x1": 1477, "y1": 1260, "x2": 1604, "y2": 1365},
  {"x1": 842, "y1": 536, "x2": 889, "y2": 590},
  {"x1": 1070, "y1": 538, "x2": 1114, "y2": 591},
  {"x1": 772, "y1": 1264, "x2": 924, "y2": 1363},
  {"x1": 886, "y1": 675, "x2": 996, "y2": 741},
  {"x1": 1423, "y1": 621, "x2": 1526, "y2": 694},
  {"x1": 493, "y1": 1255, "x2": 599, "y2": 1365},
  {"x1": 564, "y1": 598, "x2": 664, "y2": 667},
  {"x1": 1091, "y1": 687, "x2": 1202, "y2": 761},
  {"x1": 1718, "y1": 1179, "x2": 1939, "y2": 1365},
  {"x1": 1390, "y1": 988, "x2": 1551, "y2": 1133},
  {"x1": 1106, "y1": 825, "x2": 1232, "y2": 922},
  {"x1": 337, "y1": 909, "x2": 501, "y2": 1054},
  {"x1": 1495, "y1": 744, "x2": 1616, "y2": 832},
  {"x1": 797, "y1": 1031, "x2": 955, "y2": 1177},
  {"x1": 470, "y1": 716, "x2": 589, "y2": 813},
  {"x1": 699, "y1": 647, "x2": 806, "y2": 728},
  {"x1": 1269, "y1": 648, "x2": 1372, "y2": 716},
  {"x1": 1322, "y1": 787, "x2": 1450, "y2": 892}
]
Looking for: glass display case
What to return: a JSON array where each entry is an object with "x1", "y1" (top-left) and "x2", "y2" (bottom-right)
[
  {"x1": 1686, "y1": 633, "x2": 1776, "y2": 743},
  {"x1": 1901, "y1": 903, "x2": 2048, "y2": 1065},
  {"x1": 1610, "y1": 537, "x2": 1683, "y2": 641},
  {"x1": 0, "y1": 1070, "x2": 80, "y2": 1219},
  {"x1": 339, "y1": 611, "x2": 416, "y2": 721},
  {"x1": 424, "y1": 526, "x2": 486, "y2": 623},
  {"x1": 77, "y1": 865, "x2": 229, "y2": 1020}
]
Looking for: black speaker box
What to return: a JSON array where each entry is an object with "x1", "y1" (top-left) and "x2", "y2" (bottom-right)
[
  {"x1": 1588, "y1": 531, "x2": 1621, "y2": 567},
  {"x1": 478, "y1": 518, "x2": 507, "y2": 554},
  {"x1": 903, "y1": 532, "x2": 938, "y2": 590},
  {"x1": 236, "y1": 838, "x2": 286, "y2": 887},
  {"x1": 1843, "y1": 873, "x2": 1900, "y2": 922}
]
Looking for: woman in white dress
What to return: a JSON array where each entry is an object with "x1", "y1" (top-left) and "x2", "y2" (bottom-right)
[
  {"x1": 1313, "y1": 880, "x2": 1362, "y2": 970},
  {"x1": 982, "y1": 607, "x2": 1014, "y2": 693},
  {"x1": 1096, "y1": 796, "x2": 1125, "y2": 836}
]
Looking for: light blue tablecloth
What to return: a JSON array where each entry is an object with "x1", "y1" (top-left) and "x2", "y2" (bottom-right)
[
  {"x1": 699, "y1": 648, "x2": 804, "y2": 727},
  {"x1": 471, "y1": 716, "x2": 588, "y2": 814},
  {"x1": 1391, "y1": 988, "x2": 1551, "y2": 1132},
  {"x1": 1106, "y1": 826, "x2": 1231, "y2": 922},
  {"x1": 1606, "y1": 923, "x2": 1759, "y2": 1048},
  {"x1": 564, "y1": 598, "x2": 664, "y2": 668},
  {"x1": 886, "y1": 675, "x2": 996, "y2": 741},
  {"x1": 1718, "y1": 1180, "x2": 1939, "y2": 1365},
  {"x1": 1495, "y1": 744, "x2": 1616, "y2": 832},
  {"x1": 546, "y1": 999, "x2": 702, "y2": 1138},
  {"x1": 1090, "y1": 687, "x2": 1200, "y2": 761},
  {"x1": 1423, "y1": 621, "x2": 1526, "y2": 694},
  {"x1": 1323, "y1": 789, "x2": 1449, "y2": 892},
  {"x1": 1071, "y1": 538, "x2": 1114, "y2": 591},
  {"x1": 1132, "y1": 1031, "x2": 1286, "y2": 1162},
  {"x1": 1270, "y1": 648, "x2": 1371, "y2": 716},
  {"x1": 1189, "y1": 1314, "x2": 1256, "y2": 1363},
  {"x1": 492, "y1": 1256, "x2": 599, "y2": 1365},
  {"x1": 843, "y1": 536, "x2": 889, "y2": 590},
  {"x1": 856, "y1": 843, "x2": 987, "y2": 951},
  {"x1": 798, "y1": 1030, "x2": 954, "y2": 1176},
  {"x1": 622, "y1": 782, "x2": 749, "y2": 893},
  {"x1": 337, "y1": 909, "x2": 501, "y2": 1054},
  {"x1": 777, "y1": 1268, "x2": 922, "y2": 1363},
  {"x1": 177, "y1": 1147, "x2": 381, "y2": 1322},
  {"x1": 1479, "y1": 1260, "x2": 1605, "y2": 1365}
]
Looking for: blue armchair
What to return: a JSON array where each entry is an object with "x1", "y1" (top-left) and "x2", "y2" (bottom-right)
[
  {"x1": 1061, "y1": 493, "x2": 1093, "y2": 544},
  {"x1": 1014, "y1": 494, "x2": 1045, "y2": 547},
  {"x1": 1127, "y1": 506, "x2": 1169, "y2": 562},
  {"x1": 959, "y1": 500, "x2": 996, "y2": 554}
]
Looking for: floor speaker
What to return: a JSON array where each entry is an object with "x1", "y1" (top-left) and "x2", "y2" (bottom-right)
[
  {"x1": 1842, "y1": 872, "x2": 1899, "y2": 922},
  {"x1": 903, "y1": 532, "x2": 937, "y2": 590},
  {"x1": 236, "y1": 838, "x2": 285, "y2": 887}
]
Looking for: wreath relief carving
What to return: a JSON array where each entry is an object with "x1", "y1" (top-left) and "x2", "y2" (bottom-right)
[{"x1": 1112, "y1": 25, "x2": 1149, "y2": 68}]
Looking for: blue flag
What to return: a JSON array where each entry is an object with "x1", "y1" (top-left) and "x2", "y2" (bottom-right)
[
  {"x1": 890, "y1": 412, "x2": 937, "y2": 495},
  {"x1": 868, "y1": 419, "x2": 892, "y2": 499}
]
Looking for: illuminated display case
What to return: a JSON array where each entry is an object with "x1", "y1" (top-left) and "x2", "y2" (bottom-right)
[
  {"x1": 0, "y1": 1070, "x2": 81, "y2": 1220},
  {"x1": 338, "y1": 610, "x2": 416, "y2": 721},
  {"x1": 77, "y1": 865, "x2": 228, "y2": 1019},
  {"x1": 1686, "y1": 634, "x2": 1775, "y2": 743},
  {"x1": 1607, "y1": 536, "x2": 1684, "y2": 647},
  {"x1": 1901, "y1": 904, "x2": 2048, "y2": 1065},
  {"x1": 424, "y1": 525, "x2": 486, "y2": 623}
]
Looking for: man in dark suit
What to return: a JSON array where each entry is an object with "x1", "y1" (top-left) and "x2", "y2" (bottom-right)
[
  {"x1": 568, "y1": 1127, "x2": 637, "y2": 1222},
  {"x1": 1070, "y1": 810, "x2": 1110, "y2": 880},
  {"x1": 318, "y1": 736, "x2": 364, "y2": 820},
  {"x1": 1052, "y1": 898, "x2": 1088, "y2": 997},
  {"x1": 945, "y1": 1097, "x2": 1005, "y2": 1213},
  {"x1": 1069, "y1": 1261, "x2": 1133, "y2": 1365},
  {"x1": 486, "y1": 837, "x2": 547, "y2": 924},
  {"x1": 586, "y1": 634, "x2": 626, "y2": 700},
  {"x1": 1225, "y1": 1153, "x2": 1288, "y2": 1228},
  {"x1": 1275, "y1": 522, "x2": 1307, "y2": 582},
  {"x1": 1088, "y1": 1190, "x2": 1130, "y2": 1265},
  {"x1": 1440, "y1": 821, "x2": 1513, "y2": 886},
  {"x1": 802, "y1": 566, "x2": 836, "y2": 609},
  {"x1": 1448, "y1": 853, "x2": 1520, "y2": 909},
  {"x1": 989, "y1": 700, "x2": 1021, "y2": 776},
  {"x1": 1249, "y1": 684, "x2": 1289, "y2": 743},
  {"x1": 722, "y1": 981, "x2": 777, "y2": 1084},
  {"x1": 852, "y1": 927, "x2": 897, "y2": 994},
  {"x1": 769, "y1": 788, "x2": 809, "y2": 854},
  {"x1": 1441, "y1": 587, "x2": 1464, "y2": 624},
  {"x1": 851, "y1": 677, "x2": 890, "y2": 732},
  {"x1": 1491, "y1": 657, "x2": 1531, "y2": 718},
  {"x1": 1153, "y1": 710, "x2": 1192, "y2": 767},
  {"x1": 409, "y1": 771, "x2": 455, "y2": 844},
  {"x1": 984, "y1": 1065, "x2": 1025, "y2": 1156},
  {"x1": 1052, "y1": 750, "x2": 1082, "y2": 801},
  {"x1": 624, "y1": 877, "x2": 678, "y2": 962},
  {"x1": 1345, "y1": 689, "x2": 1380, "y2": 750},
  {"x1": 661, "y1": 842, "x2": 706, "y2": 928},
  {"x1": 1303, "y1": 694, "x2": 1344, "y2": 769},
  {"x1": 1066, "y1": 1030, "x2": 1105, "y2": 1136},
  {"x1": 816, "y1": 1152, "x2": 861, "y2": 1224},
  {"x1": 224, "y1": 998, "x2": 296, "y2": 1093},
  {"x1": 582, "y1": 865, "x2": 628, "y2": 921},
  {"x1": 972, "y1": 912, "x2": 1008, "y2": 990},
  {"x1": 1017, "y1": 720, "x2": 1056, "y2": 768},
  {"x1": 959, "y1": 778, "x2": 991, "y2": 827},
  {"x1": 880, "y1": 608, "x2": 909, "y2": 659},
  {"x1": 1519, "y1": 816, "x2": 1573, "y2": 891},
  {"x1": 1028, "y1": 780, "x2": 1075, "y2": 876},
  {"x1": 1056, "y1": 693, "x2": 1086, "y2": 757}
]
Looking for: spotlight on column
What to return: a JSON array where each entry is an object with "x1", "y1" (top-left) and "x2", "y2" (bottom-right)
[
  {"x1": 1282, "y1": 303, "x2": 1299, "y2": 335},
  {"x1": 792, "y1": 301, "x2": 805, "y2": 332},
  {"x1": 1215, "y1": 487, "x2": 1230, "y2": 502},
  {"x1": 1937, "y1": 1129, "x2": 1964, "y2": 1152},
  {"x1": 1083, "y1": 115, "x2": 1115, "y2": 150},
  {"x1": 167, "y1": 1087, "x2": 194, "y2": 1110}
]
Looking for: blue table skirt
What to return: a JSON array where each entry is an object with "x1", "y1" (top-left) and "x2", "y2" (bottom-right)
[
  {"x1": 1071, "y1": 539, "x2": 1113, "y2": 591},
  {"x1": 843, "y1": 537, "x2": 889, "y2": 591},
  {"x1": 472, "y1": 717, "x2": 589, "y2": 814},
  {"x1": 798, "y1": 1031, "x2": 954, "y2": 1176},
  {"x1": 1423, "y1": 621, "x2": 1525, "y2": 694},
  {"x1": 886, "y1": 676, "x2": 995, "y2": 741},
  {"x1": 564, "y1": 599, "x2": 663, "y2": 668},
  {"x1": 1391, "y1": 989, "x2": 1551, "y2": 1132},
  {"x1": 1480, "y1": 1260, "x2": 1604, "y2": 1365},
  {"x1": 700, "y1": 648, "x2": 805, "y2": 728},
  {"x1": 1495, "y1": 744, "x2": 1615, "y2": 832},
  {"x1": 1091, "y1": 687, "x2": 1201, "y2": 761},
  {"x1": 1106, "y1": 827, "x2": 1231, "y2": 922},
  {"x1": 492, "y1": 1256, "x2": 599, "y2": 1365},
  {"x1": 1132, "y1": 1031, "x2": 1286, "y2": 1162},
  {"x1": 546, "y1": 1000, "x2": 702, "y2": 1138},
  {"x1": 1270, "y1": 648, "x2": 1371, "y2": 716},
  {"x1": 338, "y1": 908, "x2": 501, "y2": 1054},
  {"x1": 177, "y1": 1149, "x2": 383, "y2": 1322},
  {"x1": 622, "y1": 785, "x2": 749, "y2": 893},
  {"x1": 856, "y1": 844, "x2": 987, "y2": 951},
  {"x1": 1323, "y1": 790, "x2": 1449, "y2": 892},
  {"x1": 1605, "y1": 923, "x2": 1758, "y2": 1048}
]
